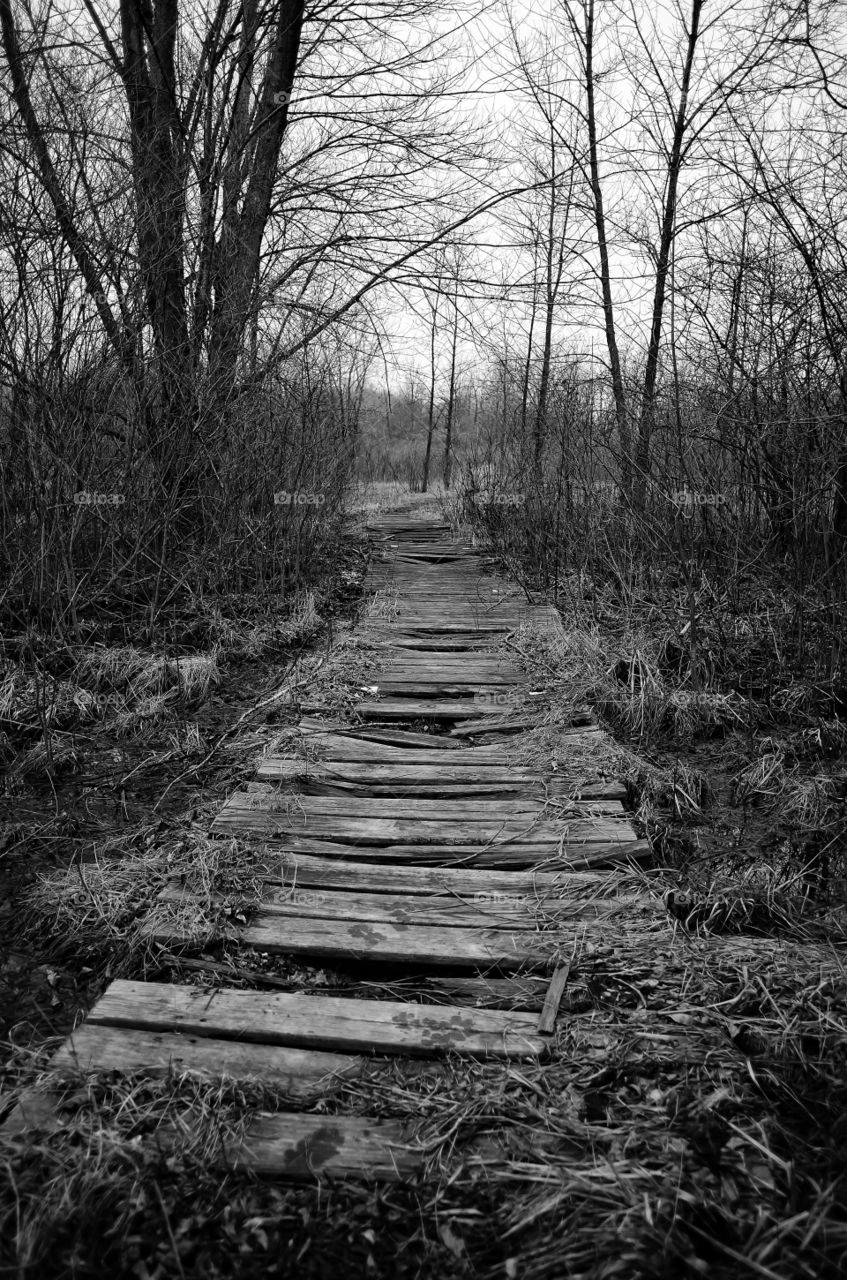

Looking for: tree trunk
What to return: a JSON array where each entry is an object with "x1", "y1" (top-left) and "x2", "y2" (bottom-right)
[
  {"x1": 208, "y1": 0, "x2": 305, "y2": 409},
  {"x1": 443, "y1": 287, "x2": 459, "y2": 488},
  {"x1": 584, "y1": 0, "x2": 631, "y2": 499},
  {"x1": 634, "y1": 0, "x2": 704, "y2": 503},
  {"x1": 422, "y1": 290, "x2": 439, "y2": 491}
]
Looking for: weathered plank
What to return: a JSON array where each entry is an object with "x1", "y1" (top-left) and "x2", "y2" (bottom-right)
[
  {"x1": 219, "y1": 831, "x2": 652, "y2": 869},
  {"x1": 297, "y1": 721, "x2": 473, "y2": 750},
  {"x1": 51, "y1": 1024, "x2": 362, "y2": 1094},
  {"x1": 301, "y1": 697, "x2": 541, "y2": 721},
  {"x1": 451, "y1": 712, "x2": 594, "y2": 737},
  {"x1": 244, "y1": 851, "x2": 631, "y2": 896},
  {"x1": 538, "y1": 963, "x2": 571, "y2": 1034},
  {"x1": 87, "y1": 982, "x2": 549, "y2": 1057},
  {"x1": 230, "y1": 795, "x2": 626, "y2": 820},
  {"x1": 214, "y1": 804, "x2": 638, "y2": 846},
  {"x1": 257, "y1": 759, "x2": 626, "y2": 800},
  {"x1": 292, "y1": 727, "x2": 604, "y2": 762},
  {"x1": 145, "y1": 911, "x2": 560, "y2": 970},
  {"x1": 366, "y1": 680, "x2": 525, "y2": 695},
  {"x1": 3, "y1": 1093, "x2": 420, "y2": 1182},
  {"x1": 159, "y1": 884, "x2": 652, "y2": 928},
  {"x1": 222, "y1": 1112, "x2": 420, "y2": 1180}
]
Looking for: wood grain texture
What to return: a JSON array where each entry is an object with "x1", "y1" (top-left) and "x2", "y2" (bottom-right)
[{"x1": 87, "y1": 981, "x2": 550, "y2": 1057}]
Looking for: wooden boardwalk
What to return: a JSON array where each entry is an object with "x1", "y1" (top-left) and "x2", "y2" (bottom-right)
[{"x1": 6, "y1": 510, "x2": 661, "y2": 1179}]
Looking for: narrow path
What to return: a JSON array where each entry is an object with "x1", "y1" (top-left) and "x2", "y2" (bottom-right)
[{"x1": 5, "y1": 512, "x2": 659, "y2": 1177}]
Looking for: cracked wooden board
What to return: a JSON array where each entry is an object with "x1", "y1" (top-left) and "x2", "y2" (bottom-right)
[
  {"x1": 213, "y1": 802, "x2": 639, "y2": 847},
  {"x1": 257, "y1": 759, "x2": 626, "y2": 800},
  {"x1": 300, "y1": 696, "x2": 542, "y2": 720},
  {"x1": 289, "y1": 726, "x2": 605, "y2": 761},
  {"x1": 230, "y1": 850, "x2": 633, "y2": 895},
  {"x1": 221, "y1": 832, "x2": 653, "y2": 869},
  {"x1": 229, "y1": 795, "x2": 627, "y2": 820}
]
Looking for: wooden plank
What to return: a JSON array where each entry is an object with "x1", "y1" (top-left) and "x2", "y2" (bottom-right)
[
  {"x1": 538, "y1": 964, "x2": 571, "y2": 1034},
  {"x1": 290, "y1": 783, "x2": 619, "y2": 802},
  {"x1": 246, "y1": 852, "x2": 630, "y2": 896},
  {"x1": 223, "y1": 1111, "x2": 420, "y2": 1180},
  {"x1": 159, "y1": 884, "x2": 651, "y2": 928},
  {"x1": 367, "y1": 680, "x2": 525, "y2": 694},
  {"x1": 236, "y1": 833, "x2": 653, "y2": 870},
  {"x1": 145, "y1": 911, "x2": 560, "y2": 970},
  {"x1": 301, "y1": 698, "x2": 538, "y2": 720},
  {"x1": 51, "y1": 1024, "x2": 362, "y2": 1094},
  {"x1": 233, "y1": 795, "x2": 626, "y2": 820},
  {"x1": 259, "y1": 759, "x2": 603, "y2": 784},
  {"x1": 450, "y1": 713, "x2": 593, "y2": 737},
  {"x1": 3, "y1": 1095, "x2": 419, "y2": 1182},
  {"x1": 257, "y1": 759, "x2": 626, "y2": 800},
  {"x1": 292, "y1": 728, "x2": 603, "y2": 762},
  {"x1": 87, "y1": 982, "x2": 550, "y2": 1057},
  {"x1": 297, "y1": 720, "x2": 470, "y2": 749},
  {"x1": 360, "y1": 636, "x2": 510, "y2": 651},
  {"x1": 371, "y1": 664, "x2": 521, "y2": 675},
  {"x1": 213, "y1": 805, "x2": 637, "y2": 845},
  {"x1": 423, "y1": 976, "x2": 551, "y2": 1011}
]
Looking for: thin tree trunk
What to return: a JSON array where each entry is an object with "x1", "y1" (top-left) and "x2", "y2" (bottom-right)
[
  {"x1": 443, "y1": 286, "x2": 460, "y2": 488},
  {"x1": 422, "y1": 290, "x2": 439, "y2": 491},
  {"x1": 635, "y1": 0, "x2": 704, "y2": 500},
  {"x1": 583, "y1": 0, "x2": 631, "y2": 498}
]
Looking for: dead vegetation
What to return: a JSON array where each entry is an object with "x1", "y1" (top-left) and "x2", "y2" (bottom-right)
[
  {"x1": 2, "y1": 924, "x2": 846, "y2": 1278},
  {"x1": 3, "y1": 483, "x2": 847, "y2": 1278}
]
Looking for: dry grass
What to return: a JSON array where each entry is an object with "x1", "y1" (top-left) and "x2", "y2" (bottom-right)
[
  {"x1": 4, "y1": 925, "x2": 845, "y2": 1278},
  {"x1": 508, "y1": 620, "x2": 750, "y2": 742},
  {"x1": 18, "y1": 835, "x2": 266, "y2": 967},
  {"x1": 0, "y1": 1071, "x2": 268, "y2": 1279}
]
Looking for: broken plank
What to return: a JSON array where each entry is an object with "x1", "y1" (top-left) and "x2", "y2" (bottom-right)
[
  {"x1": 538, "y1": 964, "x2": 571, "y2": 1034},
  {"x1": 233, "y1": 833, "x2": 653, "y2": 870},
  {"x1": 450, "y1": 713, "x2": 593, "y2": 737},
  {"x1": 296, "y1": 720, "x2": 470, "y2": 749},
  {"x1": 291, "y1": 728, "x2": 604, "y2": 762},
  {"x1": 257, "y1": 759, "x2": 626, "y2": 801},
  {"x1": 301, "y1": 698, "x2": 539, "y2": 721}
]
